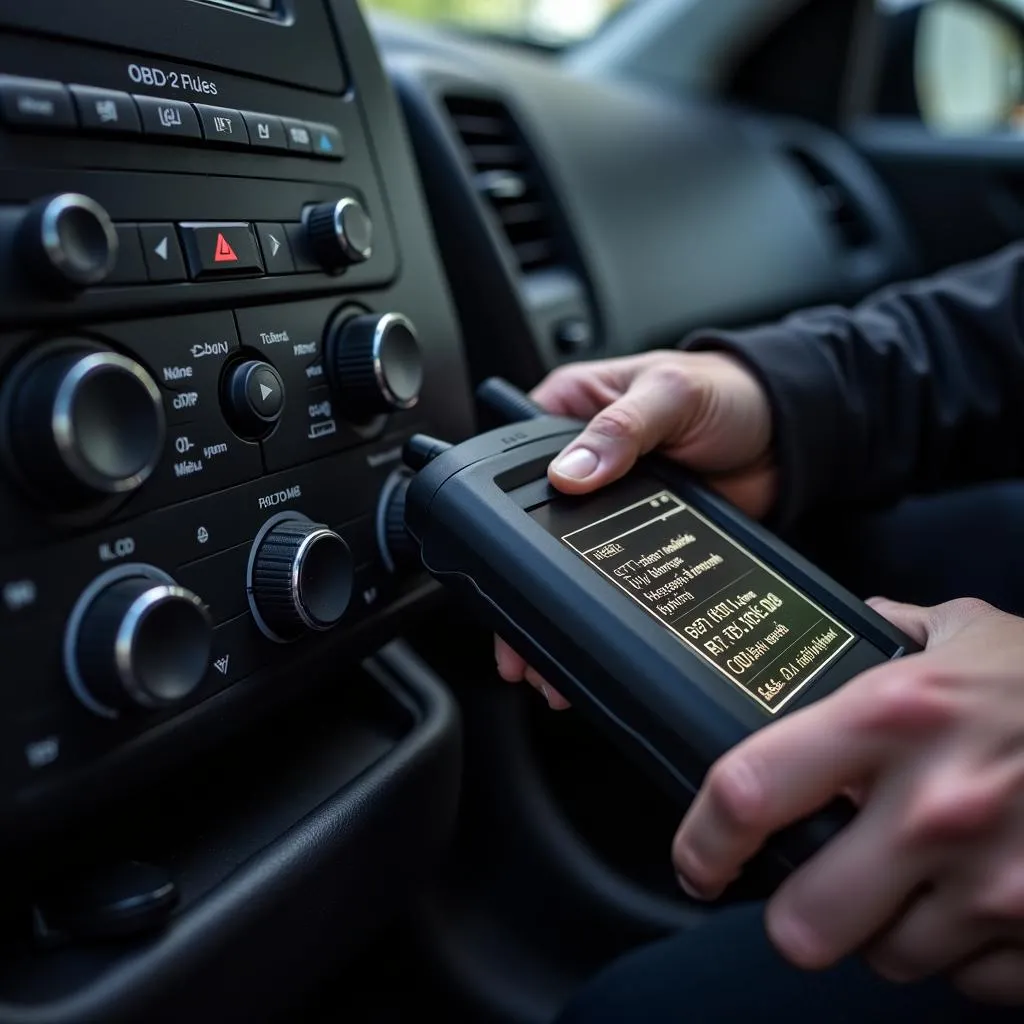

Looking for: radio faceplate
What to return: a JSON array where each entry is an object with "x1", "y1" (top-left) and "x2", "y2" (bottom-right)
[{"x1": 0, "y1": 0, "x2": 474, "y2": 834}]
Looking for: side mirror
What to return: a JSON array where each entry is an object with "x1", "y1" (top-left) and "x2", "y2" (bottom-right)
[{"x1": 877, "y1": 0, "x2": 1024, "y2": 134}]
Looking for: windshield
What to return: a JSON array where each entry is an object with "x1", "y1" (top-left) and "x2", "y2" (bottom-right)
[{"x1": 363, "y1": 0, "x2": 634, "y2": 47}]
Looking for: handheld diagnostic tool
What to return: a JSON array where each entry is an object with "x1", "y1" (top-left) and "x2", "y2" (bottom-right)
[{"x1": 402, "y1": 380, "x2": 920, "y2": 874}]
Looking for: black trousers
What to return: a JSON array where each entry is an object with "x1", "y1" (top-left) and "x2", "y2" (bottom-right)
[
  {"x1": 558, "y1": 483, "x2": 1024, "y2": 1024},
  {"x1": 556, "y1": 902, "x2": 1021, "y2": 1024}
]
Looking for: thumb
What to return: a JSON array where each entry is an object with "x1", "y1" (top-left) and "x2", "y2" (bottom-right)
[
  {"x1": 866, "y1": 596, "x2": 933, "y2": 647},
  {"x1": 548, "y1": 370, "x2": 699, "y2": 495}
]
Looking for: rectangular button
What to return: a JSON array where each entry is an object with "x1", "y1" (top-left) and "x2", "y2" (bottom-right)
[
  {"x1": 69, "y1": 85, "x2": 140, "y2": 134},
  {"x1": 0, "y1": 75, "x2": 75, "y2": 129},
  {"x1": 195, "y1": 104, "x2": 249, "y2": 147},
  {"x1": 306, "y1": 122, "x2": 344, "y2": 160},
  {"x1": 179, "y1": 222, "x2": 264, "y2": 279},
  {"x1": 255, "y1": 222, "x2": 295, "y2": 274},
  {"x1": 139, "y1": 223, "x2": 188, "y2": 282},
  {"x1": 108, "y1": 224, "x2": 147, "y2": 284},
  {"x1": 134, "y1": 95, "x2": 202, "y2": 140},
  {"x1": 241, "y1": 111, "x2": 287, "y2": 151},
  {"x1": 281, "y1": 117, "x2": 312, "y2": 151}
]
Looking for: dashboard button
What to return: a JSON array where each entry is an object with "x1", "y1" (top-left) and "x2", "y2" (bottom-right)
[
  {"x1": 134, "y1": 95, "x2": 202, "y2": 140},
  {"x1": 108, "y1": 225, "x2": 147, "y2": 285},
  {"x1": 69, "y1": 85, "x2": 140, "y2": 134},
  {"x1": 306, "y1": 122, "x2": 344, "y2": 160},
  {"x1": 194, "y1": 104, "x2": 249, "y2": 147},
  {"x1": 0, "y1": 75, "x2": 75, "y2": 129},
  {"x1": 179, "y1": 222, "x2": 264, "y2": 279},
  {"x1": 240, "y1": 111, "x2": 287, "y2": 150},
  {"x1": 282, "y1": 117, "x2": 312, "y2": 151},
  {"x1": 223, "y1": 359, "x2": 285, "y2": 439},
  {"x1": 139, "y1": 223, "x2": 187, "y2": 283},
  {"x1": 255, "y1": 222, "x2": 295, "y2": 274}
]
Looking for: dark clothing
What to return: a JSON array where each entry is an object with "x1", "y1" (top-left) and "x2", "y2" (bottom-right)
[
  {"x1": 556, "y1": 903, "x2": 1021, "y2": 1024},
  {"x1": 561, "y1": 251, "x2": 1024, "y2": 1023},
  {"x1": 687, "y1": 243, "x2": 1024, "y2": 529}
]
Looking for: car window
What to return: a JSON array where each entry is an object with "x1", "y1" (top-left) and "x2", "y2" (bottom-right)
[{"x1": 362, "y1": 0, "x2": 633, "y2": 47}]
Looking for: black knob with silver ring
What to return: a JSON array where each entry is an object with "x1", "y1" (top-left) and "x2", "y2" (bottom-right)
[
  {"x1": 304, "y1": 197, "x2": 373, "y2": 273},
  {"x1": 248, "y1": 513, "x2": 354, "y2": 643},
  {"x1": 327, "y1": 312, "x2": 424, "y2": 421},
  {"x1": 65, "y1": 565, "x2": 213, "y2": 718},
  {"x1": 19, "y1": 192, "x2": 119, "y2": 291},
  {"x1": 4, "y1": 343, "x2": 166, "y2": 508}
]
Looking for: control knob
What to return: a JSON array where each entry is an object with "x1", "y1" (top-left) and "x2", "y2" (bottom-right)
[
  {"x1": 66, "y1": 569, "x2": 213, "y2": 717},
  {"x1": 377, "y1": 471, "x2": 420, "y2": 574},
  {"x1": 304, "y1": 197, "x2": 373, "y2": 273},
  {"x1": 249, "y1": 516, "x2": 354, "y2": 642},
  {"x1": 222, "y1": 358, "x2": 286, "y2": 439},
  {"x1": 5, "y1": 344, "x2": 166, "y2": 507},
  {"x1": 19, "y1": 193, "x2": 119, "y2": 291},
  {"x1": 327, "y1": 312, "x2": 424, "y2": 420}
]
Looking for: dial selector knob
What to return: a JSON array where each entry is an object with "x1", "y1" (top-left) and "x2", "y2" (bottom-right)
[
  {"x1": 327, "y1": 312, "x2": 424, "y2": 420},
  {"x1": 249, "y1": 516, "x2": 354, "y2": 642},
  {"x1": 19, "y1": 193, "x2": 119, "y2": 291},
  {"x1": 68, "y1": 571, "x2": 213, "y2": 716},
  {"x1": 377, "y1": 471, "x2": 419, "y2": 574},
  {"x1": 304, "y1": 197, "x2": 373, "y2": 272},
  {"x1": 6, "y1": 345, "x2": 166, "y2": 508}
]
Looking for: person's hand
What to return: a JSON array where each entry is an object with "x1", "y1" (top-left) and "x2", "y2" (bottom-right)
[
  {"x1": 672, "y1": 597, "x2": 1024, "y2": 1006},
  {"x1": 494, "y1": 350, "x2": 775, "y2": 709}
]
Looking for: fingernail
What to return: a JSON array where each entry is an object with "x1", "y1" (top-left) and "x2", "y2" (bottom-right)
[
  {"x1": 767, "y1": 913, "x2": 819, "y2": 967},
  {"x1": 540, "y1": 684, "x2": 552, "y2": 705},
  {"x1": 553, "y1": 447, "x2": 599, "y2": 480}
]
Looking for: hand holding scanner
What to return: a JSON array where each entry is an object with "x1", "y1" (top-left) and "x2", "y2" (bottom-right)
[{"x1": 401, "y1": 379, "x2": 920, "y2": 878}]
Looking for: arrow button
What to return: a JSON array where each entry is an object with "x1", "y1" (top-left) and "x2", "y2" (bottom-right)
[
  {"x1": 225, "y1": 359, "x2": 286, "y2": 438},
  {"x1": 255, "y1": 222, "x2": 296, "y2": 274},
  {"x1": 139, "y1": 223, "x2": 186, "y2": 282}
]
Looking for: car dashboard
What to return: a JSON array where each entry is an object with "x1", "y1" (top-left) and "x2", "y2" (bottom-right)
[{"x1": 0, "y1": 3, "x2": 916, "y2": 1022}]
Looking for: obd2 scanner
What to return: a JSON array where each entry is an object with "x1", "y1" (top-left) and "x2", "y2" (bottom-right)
[{"x1": 400, "y1": 379, "x2": 920, "y2": 881}]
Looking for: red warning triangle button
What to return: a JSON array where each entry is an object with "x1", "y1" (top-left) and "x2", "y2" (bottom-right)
[{"x1": 214, "y1": 233, "x2": 238, "y2": 263}]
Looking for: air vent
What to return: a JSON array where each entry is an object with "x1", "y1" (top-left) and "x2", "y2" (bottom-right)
[
  {"x1": 786, "y1": 148, "x2": 873, "y2": 251},
  {"x1": 444, "y1": 95, "x2": 563, "y2": 274}
]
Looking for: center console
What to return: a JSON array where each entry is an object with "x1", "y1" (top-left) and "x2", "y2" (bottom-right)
[{"x1": 0, "y1": 0, "x2": 473, "y2": 841}]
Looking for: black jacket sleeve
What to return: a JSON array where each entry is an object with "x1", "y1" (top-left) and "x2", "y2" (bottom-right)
[{"x1": 683, "y1": 242, "x2": 1024, "y2": 527}]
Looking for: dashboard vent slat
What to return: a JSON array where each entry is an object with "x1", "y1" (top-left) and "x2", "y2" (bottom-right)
[
  {"x1": 785, "y1": 147, "x2": 873, "y2": 251},
  {"x1": 444, "y1": 95, "x2": 564, "y2": 274}
]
